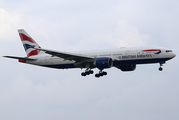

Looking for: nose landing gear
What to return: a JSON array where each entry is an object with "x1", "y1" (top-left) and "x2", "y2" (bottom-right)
[{"x1": 159, "y1": 61, "x2": 165, "y2": 71}]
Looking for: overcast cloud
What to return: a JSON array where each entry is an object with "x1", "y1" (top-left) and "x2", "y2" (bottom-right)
[{"x1": 0, "y1": 0, "x2": 179, "y2": 120}]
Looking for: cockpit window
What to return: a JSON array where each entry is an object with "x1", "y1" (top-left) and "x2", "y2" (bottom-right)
[{"x1": 166, "y1": 50, "x2": 172, "y2": 52}]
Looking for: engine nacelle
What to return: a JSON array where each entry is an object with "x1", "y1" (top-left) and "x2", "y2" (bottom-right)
[
  {"x1": 120, "y1": 64, "x2": 136, "y2": 71},
  {"x1": 94, "y1": 57, "x2": 113, "y2": 69}
]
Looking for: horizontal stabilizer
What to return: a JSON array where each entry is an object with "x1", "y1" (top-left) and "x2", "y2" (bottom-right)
[{"x1": 3, "y1": 56, "x2": 37, "y2": 61}]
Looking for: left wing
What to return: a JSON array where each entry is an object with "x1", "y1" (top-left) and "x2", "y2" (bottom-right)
[{"x1": 33, "y1": 47, "x2": 95, "y2": 62}]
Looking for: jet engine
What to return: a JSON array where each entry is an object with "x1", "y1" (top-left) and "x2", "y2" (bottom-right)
[
  {"x1": 94, "y1": 57, "x2": 113, "y2": 69},
  {"x1": 120, "y1": 64, "x2": 136, "y2": 71}
]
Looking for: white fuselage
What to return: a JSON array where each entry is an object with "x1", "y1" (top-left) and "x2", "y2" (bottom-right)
[{"x1": 25, "y1": 47, "x2": 176, "y2": 69}]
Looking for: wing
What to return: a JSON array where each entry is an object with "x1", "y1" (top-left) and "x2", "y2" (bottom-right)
[
  {"x1": 33, "y1": 48, "x2": 95, "y2": 62},
  {"x1": 3, "y1": 56, "x2": 37, "y2": 61}
]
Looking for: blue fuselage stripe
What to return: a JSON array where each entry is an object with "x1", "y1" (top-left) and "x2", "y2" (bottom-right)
[{"x1": 113, "y1": 58, "x2": 170, "y2": 65}]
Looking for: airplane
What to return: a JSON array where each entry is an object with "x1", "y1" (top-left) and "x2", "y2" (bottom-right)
[{"x1": 4, "y1": 29, "x2": 176, "y2": 78}]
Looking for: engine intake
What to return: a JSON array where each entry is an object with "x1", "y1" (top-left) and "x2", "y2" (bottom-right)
[{"x1": 94, "y1": 57, "x2": 113, "y2": 69}]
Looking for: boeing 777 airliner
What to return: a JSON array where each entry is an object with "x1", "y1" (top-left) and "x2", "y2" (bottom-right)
[{"x1": 4, "y1": 29, "x2": 176, "y2": 78}]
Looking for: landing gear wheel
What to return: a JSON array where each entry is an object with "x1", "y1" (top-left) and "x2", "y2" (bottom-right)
[
  {"x1": 81, "y1": 72, "x2": 86, "y2": 76},
  {"x1": 95, "y1": 74, "x2": 100, "y2": 78},
  {"x1": 89, "y1": 70, "x2": 94, "y2": 74},
  {"x1": 103, "y1": 72, "x2": 107, "y2": 75},
  {"x1": 159, "y1": 67, "x2": 163, "y2": 71},
  {"x1": 85, "y1": 71, "x2": 90, "y2": 75},
  {"x1": 99, "y1": 73, "x2": 104, "y2": 76}
]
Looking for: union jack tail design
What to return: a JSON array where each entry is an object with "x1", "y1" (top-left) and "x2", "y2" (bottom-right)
[{"x1": 18, "y1": 29, "x2": 44, "y2": 57}]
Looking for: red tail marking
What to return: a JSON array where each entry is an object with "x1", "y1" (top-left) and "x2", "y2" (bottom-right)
[
  {"x1": 19, "y1": 59, "x2": 26, "y2": 63},
  {"x1": 27, "y1": 49, "x2": 40, "y2": 57},
  {"x1": 19, "y1": 33, "x2": 35, "y2": 43}
]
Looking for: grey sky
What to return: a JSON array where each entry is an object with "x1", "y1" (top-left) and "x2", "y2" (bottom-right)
[{"x1": 0, "y1": 0, "x2": 179, "y2": 120}]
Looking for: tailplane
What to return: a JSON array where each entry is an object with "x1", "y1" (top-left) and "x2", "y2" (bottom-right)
[{"x1": 18, "y1": 29, "x2": 44, "y2": 57}]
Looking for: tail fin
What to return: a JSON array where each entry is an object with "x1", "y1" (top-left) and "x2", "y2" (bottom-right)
[{"x1": 18, "y1": 29, "x2": 43, "y2": 57}]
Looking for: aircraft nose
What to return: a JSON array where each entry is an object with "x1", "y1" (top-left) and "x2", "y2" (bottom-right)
[
  {"x1": 169, "y1": 52, "x2": 176, "y2": 59},
  {"x1": 171, "y1": 52, "x2": 176, "y2": 58}
]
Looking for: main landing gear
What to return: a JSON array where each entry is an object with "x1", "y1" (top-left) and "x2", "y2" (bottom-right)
[
  {"x1": 159, "y1": 61, "x2": 165, "y2": 71},
  {"x1": 95, "y1": 70, "x2": 107, "y2": 78},
  {"x1": 81, "y1": 70, "x2": 94, "y2": 76},
  {"x1": 81, "y1": 69, "x2": 107, "y2": 78}
]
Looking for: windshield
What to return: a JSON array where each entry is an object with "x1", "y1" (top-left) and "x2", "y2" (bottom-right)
[{"x1": 166, "y1": 50, "x2": 172, "y2": 52}]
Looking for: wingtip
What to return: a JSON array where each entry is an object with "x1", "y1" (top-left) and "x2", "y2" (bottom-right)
[
  {"x1": 3, "y1": 56, "x2": 14, "y2": 58},
  {"x1": 3, "y1": 56, "x2": 8, "y2": 58}
]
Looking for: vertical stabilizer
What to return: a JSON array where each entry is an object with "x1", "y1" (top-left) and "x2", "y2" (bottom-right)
[{"x1": 18, "y1": 29, "x2": 43, "y2": 57}]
